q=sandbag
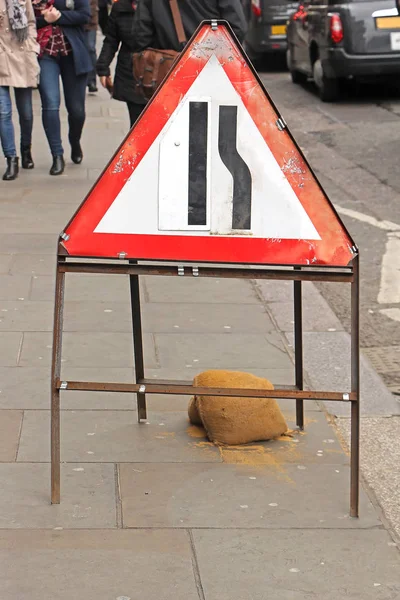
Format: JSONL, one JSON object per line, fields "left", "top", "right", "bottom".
{"left": 188, "top": 396, "right": 202, "bottom": 426}
{"left": 194, "top": 370, "right": 288, "bottom": 445}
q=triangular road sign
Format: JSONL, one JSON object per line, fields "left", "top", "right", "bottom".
{"left": 61, "top": 21, "right": 355, "bottom": 266}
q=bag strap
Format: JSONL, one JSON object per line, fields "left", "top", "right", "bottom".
{"left": 169, "top": 0, "right": 187, "bottom": 45}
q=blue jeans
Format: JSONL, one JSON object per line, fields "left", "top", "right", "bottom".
{"left": 38, "top": 54, "right": 88, "bottom": 157}
{"left": 0, "top": 86, "right": 33, "bottom": 158}
{"left": 85, "top": 30, "right": 97, "bottom": 87}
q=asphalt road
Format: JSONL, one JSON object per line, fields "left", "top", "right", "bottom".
{"left": 259, "top": 67, "right": 400, "bottom": 395}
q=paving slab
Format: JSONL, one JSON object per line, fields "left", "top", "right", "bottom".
{"left": 288, "top": 332, "right": 400, "bottom": 416}
{"left": 144, "top": 275, "right": 260, "bottom": 304}
{"left": 119, "top": 462, "right": 378, "bottom": 529}
{"left": 18, "top": 331, "right": 157, "bottom": 368}
{"left": 192, "top": 529, "right": 400, "bottom": 600}
{"left": 0, "top": 366, "right": 137, "bottom": 410}
{"left": 0, "top": 366, "right": 51, "bottom": 409}
{"left": 21, "top": 187, "right": 89, "bottom": 204}
{"left": 0, "top": 463, "right": 116, "bottom": 528}
{"left": 0, "top": 233, "right": 57, "bottom": 255}
{"left": 0, "top": 410, "right": 23, "bottom": 461}
{"left": 144, "top": 366, "right": 297, "bottom": 387}
{"left": 17, "top": 409, "right": 331, "bottom": 464}
{"left": 0, "top": 300, "right": 53, "bottom": 331}
{"left": 0, "top": 274, "right": 32, "bottom": 301}
{"left": 0, "top": 203, "right": 74, "bottom": 234}
{"left": 253, "top": 279, "right": 293, "bottom": 303}
{"left": 9, "top": 254, "right": 56, "bottom": 276}
{"left": 30, "top": 273, "right": 140, "bottom": 303}
{"left": 0, "top": 366, "right": 309, "bottom": 411}
{"left": 0, "top": 332, "right": 23, "bottom": 366}
{"left": 0, "top": 254, "right": 12, "bottom": 274}
{"left": 337, "top": 417, "right": 400, "bottom": 539}
{"left": 268, "top": 296, "right": 343, "bottom": 333}
{"left": 0, "top": 529, "right": 199, "bottom": 600}
{"left": 17, "top": 411, "right": 222, "bottom": 463}
{"left": 63, "top": 301, "right": 276, "bottom": 333}
{"left": 155, "top": 332, "right": 293, "bottom": 370}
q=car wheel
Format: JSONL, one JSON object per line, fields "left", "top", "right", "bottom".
{"left": 312, "top": 58, "right": 339, "bottom": 102}
{"left": 287, "top": 48, "right": 305, "bottom": 84}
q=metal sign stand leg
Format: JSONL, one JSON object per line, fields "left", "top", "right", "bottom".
{"left": 294, "top": 278, "right": 304, "bottom": 430}
{"left": 129, "top": 267, "right": 147, "bottom": 422}
{"left": 51, "top": 260, "right": 65, "bottom": 504}
{"left": 350, "top": 255, "right": 360, "bottom": 517}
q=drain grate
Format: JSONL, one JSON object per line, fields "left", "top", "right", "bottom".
{"left": 362, "top": 346, "right": 400, "bottom": 374}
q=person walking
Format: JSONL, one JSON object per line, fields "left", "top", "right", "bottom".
{"left": 85, "top": 0, "right": 98, "bottom": 93}
{"left": 96, "top": 0, "right": 146, "bottom": 127}
{"left": 129, "top": 0, "right": 247, "bottom": 120}
{"left": 35, "top": 0, "right": 92, "bottom": 176}
{"left": 0, "top": 0, "right": 40, "bottom": 181}
{"left": 132, "top": 0, "right": 247, "bottom": 50}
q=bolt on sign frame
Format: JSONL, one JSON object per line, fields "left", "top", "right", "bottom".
{"left": 49, "top": 20, "right": 360, "bottom": 516}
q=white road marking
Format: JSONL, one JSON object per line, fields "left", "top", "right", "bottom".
{"left": 377, "top": 232, "right": 400, "bottom": 304}
{"left": 335, "top": 205, "right": 400, "bottom": 232}
{"left": 335, "top": 205, "right": 400, "bottom": 322}
{"left": 379, "top": 308, "right": 400, "bottom": 323}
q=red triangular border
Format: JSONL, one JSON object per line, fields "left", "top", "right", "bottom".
{"left": 62, "top": 21, "right": 355, "bottom": 266}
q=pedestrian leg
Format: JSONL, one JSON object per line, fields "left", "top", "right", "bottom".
{"left": 86, "top": 30, "right": 98, "bottom": 92}
{"left": 14, "top": 87, "right": 34, "bottom": 169}
{"left": 38, "top": 55, "right": 65, "bottom": 174}
{"left": 0, "top": 86, "right": 18, "bottom": 180}
{"left": 126, "top": 101, "right": 144, "bottom": 128}
{"left": 60, "top": 55, "right": 88, "bottom": 164}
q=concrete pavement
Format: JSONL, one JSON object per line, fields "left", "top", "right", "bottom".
{"left": 0, "top": 64, "right": 400, "bottom": 598}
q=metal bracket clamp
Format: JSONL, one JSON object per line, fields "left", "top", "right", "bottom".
{"left": 276, "top": 117, "right": 287, "bottom": 131}
{"left": 60, "top": 232, "right": 70, "bottom": 242}
{"left": 192, "top": 267, "right": 199, "bottom": 277}
{"left": 118, "top": 251, "right": 127, "bottom": 259}
{"left": 211, "top": 19, "right": 218, "bottom": 30}
{"left": 178, "top": 266, "right": 185, "bottom": 276}
{"left": 60, "top": 381, "right": 68, "bottom": 390}
{"left": 138, "top": 385, "right": 146, "bottom": 393}
{"left": 342, "top": 393, "right": 350, "bottom": 401}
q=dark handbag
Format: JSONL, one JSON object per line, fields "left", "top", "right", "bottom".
{"left": 132, "top": 0, "right": 186, "bottom": 100}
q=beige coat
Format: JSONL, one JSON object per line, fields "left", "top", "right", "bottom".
{"left": 0, "top": 0, "right": 40, "bottom": 87}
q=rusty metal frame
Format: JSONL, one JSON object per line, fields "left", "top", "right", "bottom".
{"left": 50, "top": 250, "right": 360, "bottom": 517}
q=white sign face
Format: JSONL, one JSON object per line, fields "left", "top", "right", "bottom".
{"left": 95, "top": 55, "right": 320, "bottom": 241}
{"left": 391, "top": 31, "right": 400, "bottom": 51}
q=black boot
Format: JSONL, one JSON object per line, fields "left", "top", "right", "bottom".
{"left": 21, "top": 147, "right": 34, "bottom": 169}
{"left": 3, "top": 157, "right": 19, "bottom": 181}
{"left": 71, "top": 141, "right": 83, "bottom": 165}
{"left": 50, "top": 155, "right": 65, "bottom": 176}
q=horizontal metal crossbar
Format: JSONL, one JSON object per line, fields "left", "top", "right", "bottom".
{"left": 58, "top": 261, "right": 354, "bottom": 283}
{"left": 56, "top": 379, "right": 356, "bottom": 401}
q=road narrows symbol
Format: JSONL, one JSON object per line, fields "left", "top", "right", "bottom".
{"left": 218, "top": 105, "right": 252, "bottom": 230}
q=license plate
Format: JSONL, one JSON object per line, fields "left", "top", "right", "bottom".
{"left": 376, "top": 16, "right": 400, "bottom": 29}
{"left": 271, "top": 25, "right": 286, "bottom": 36}
{"left": 391, "top": 31, "right": 400, "bottom": 50}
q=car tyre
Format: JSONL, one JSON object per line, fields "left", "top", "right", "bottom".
{"left": 313, "top": 58, "right": 339, "bottom": 102}
{"left": 287, "top": 48, "right": 306, "bottom": 84}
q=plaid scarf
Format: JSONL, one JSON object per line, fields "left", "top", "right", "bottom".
{"left": 33, "top": 0, "right": 54, "bottom": 56}
{"left": 5, "top": 0, "right": 29, "bottom": 42}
